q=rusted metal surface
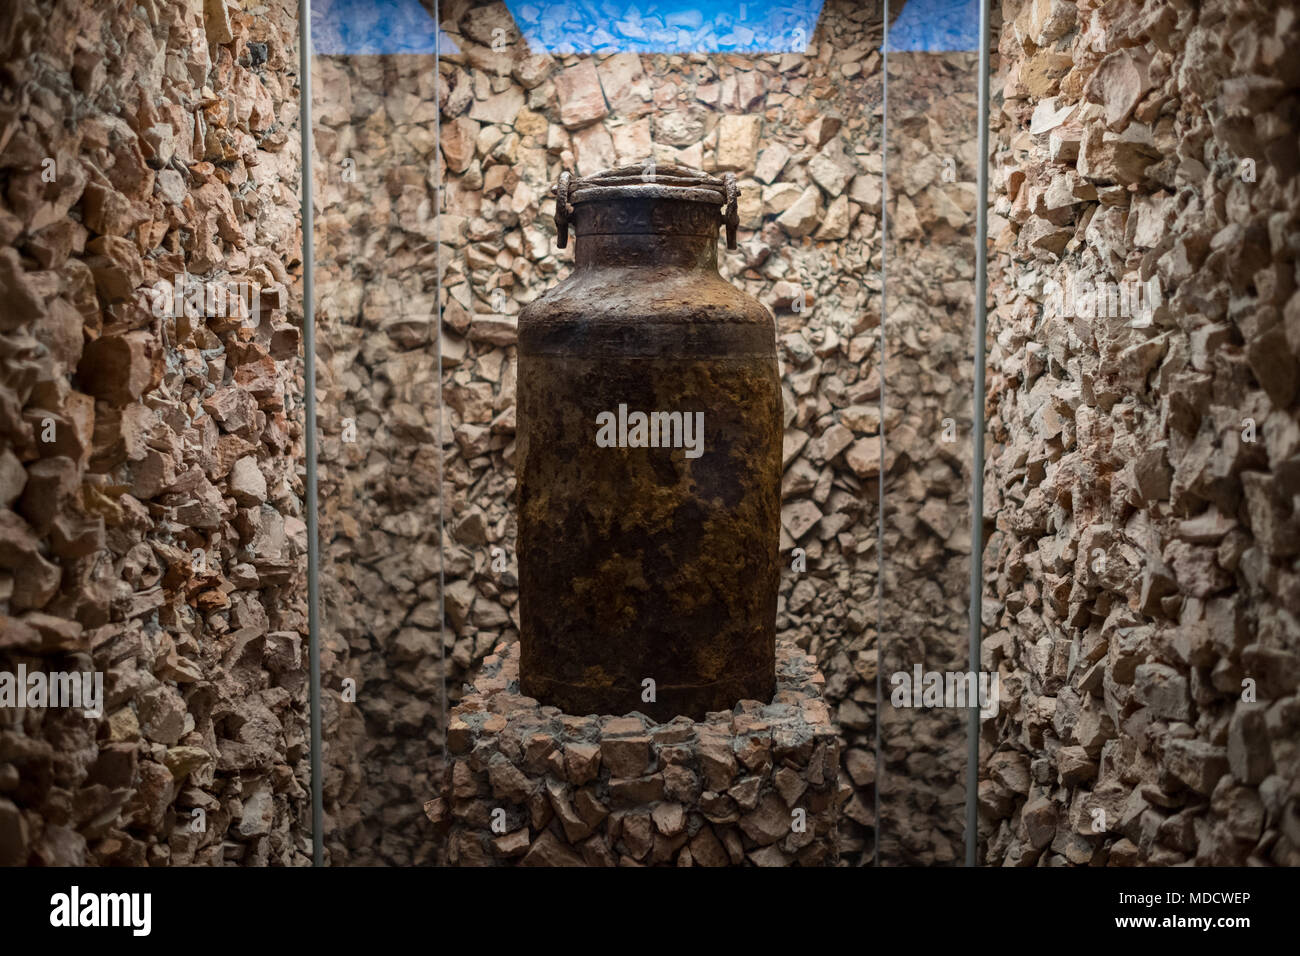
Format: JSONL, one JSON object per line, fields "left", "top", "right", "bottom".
{"left": 516, "top": 164, "right": 782, "bottom": 721}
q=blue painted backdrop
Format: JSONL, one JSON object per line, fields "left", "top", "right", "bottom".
{"left": 308, "top": 0, "right": 978, "bottom": 57}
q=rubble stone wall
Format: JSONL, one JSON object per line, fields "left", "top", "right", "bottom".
{"left": 980, "top": 0, "right": 1300, "bottom": 866}
{"left": 0, "top": 0, "right": 318, "bottom": 866}
{"left": 875, "top": 44, "right": 982, "bottom": 866}
{"left": 311, "top": 50, "right": 445, "bottom": 867}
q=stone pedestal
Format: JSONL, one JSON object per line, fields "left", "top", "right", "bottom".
{"left": 426, "top": 641, "right": 843, "bottom": 866}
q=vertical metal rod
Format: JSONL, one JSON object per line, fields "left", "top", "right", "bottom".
{"left": 435, "top": 0, "right": 448, "bottom": 782}
{"left": 874, "top": 0, "right": 889, "bottom": 871}
{"left": 298, "top": 0, "right": 324, "bottom": 868}
{"left": 966, "top": 0, "right": 992, "bottom": 869}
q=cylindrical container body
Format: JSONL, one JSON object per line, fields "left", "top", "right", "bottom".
{"left": 516, "top": 165, "right": 780, "bottom": 721}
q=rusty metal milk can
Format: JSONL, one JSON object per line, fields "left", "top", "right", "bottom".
{"left": 516, "top": 163, "right": 781, "bottom": 722}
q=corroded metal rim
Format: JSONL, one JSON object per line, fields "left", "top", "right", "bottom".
{"left": 570, "top": 163, "right": 729, "bottom": 198}
{"left": 554, "top": 163, "right": 739, "bottom": 250}
{"left": 573, "top": 184, "right": 727, "bottom": 203}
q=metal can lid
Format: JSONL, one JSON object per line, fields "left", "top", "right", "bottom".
{"left": 553, "top": 162, "right": 739, "bottom": 250}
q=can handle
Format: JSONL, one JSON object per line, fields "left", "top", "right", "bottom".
{"left": 554, "top": 170, "right": 573, "bottom": 249}
{"left": 722, "top": 172, "right": 739, "bottom": 251}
